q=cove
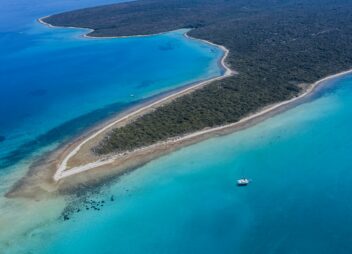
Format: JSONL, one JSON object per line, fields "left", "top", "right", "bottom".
{"left": 0, "top": 0, "right": 223, "bottom": 170}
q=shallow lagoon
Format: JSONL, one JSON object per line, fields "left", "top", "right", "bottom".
{"left": 32, "top": 74, "right": 352, "bottom": 254}
{"left": 0, "top": 0, "right": 223, "bottom": 251}
{"left": 4, "top": 74, "right": 352, "bottom": 254}
{"left": 1, "top": 0, "right": 352, "bottom": 253}
{"left": 0, "top": 0, "right": 223, "bottom": 169}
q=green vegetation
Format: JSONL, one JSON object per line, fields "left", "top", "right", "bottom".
{"left": 45, "top": 0, "right": 352, "bottom": 154}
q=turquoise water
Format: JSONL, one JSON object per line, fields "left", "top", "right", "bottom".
{"left": 0, "top": 0, "right": 223, "bottom": 170}
{"left": 0, "top": 0, "right": 223, "bottom": 252}
{"left": 1, "top": 0, "right": 352, "bottom": 253}
{"left": 28, "top": 74, "right": 352, "bottom": 254}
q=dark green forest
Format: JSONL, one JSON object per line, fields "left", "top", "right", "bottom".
{"left": 45, "top": 0, "right": 352, "bottom": 154}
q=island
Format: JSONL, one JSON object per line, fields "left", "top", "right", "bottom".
{"left": 8, "top": 0, "right": 352, "bottom": 198}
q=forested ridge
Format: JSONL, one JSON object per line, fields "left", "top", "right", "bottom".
{"left": 44, "top": 0, "right": 352, "bottom": 154}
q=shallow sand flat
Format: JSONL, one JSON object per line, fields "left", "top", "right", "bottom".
{"left": 8, "top": 69, "right": 349, "bottom": 199}
{"left": 5, "top": 23, "right": 231, "bottom": 198}
{"left": 8, "top": 16, "right": 352, "bottom": 199}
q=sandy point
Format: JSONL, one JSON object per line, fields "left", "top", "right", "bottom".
{"left": 7, "top": 16, "right": 352, "bottom": 199}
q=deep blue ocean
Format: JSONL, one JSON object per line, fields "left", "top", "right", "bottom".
{"left": 1, "top": 1, "right": 352, "bottom": 254}
{"left": 0, "top": 0, "right": 222, "bottom": 170}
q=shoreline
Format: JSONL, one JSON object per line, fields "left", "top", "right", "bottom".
{"left": 38, "top": 14, "right": 234, "bottom": 182}
{"left": 39, "top": 16, "right": 182, "bottom": 40}
{"left": 8, "top": 16, "right": 351, "bottom": 198}
{"left": 54, "top": 68, "right": 352, "bottom": 182}
{"left": 5, "top": 15, "right": 233, "bottom": 198}
{"left": 53, "top": 37, "right": 233, "bottom": 181}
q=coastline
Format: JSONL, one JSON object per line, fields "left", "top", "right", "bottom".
{"left": 39, "top": 16, "right": 178, "bottom": 39}
{"left": 49, "top": 22, "right": 234, "bottom": 181}
{"left": 43, "top": 13, "right": 236, "bottom": 182}
{"left": 6, "top": 15, "right": 233, "bottom": 198}
{"left": 53, "top": 68, "right": 352, "bottom": 181}
{"left": 8, "top": 16, "right": 352, "bottom": 198}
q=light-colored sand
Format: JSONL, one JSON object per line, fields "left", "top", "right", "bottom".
{"left": 38, "top": 16, "right": 237, "bottom": 182}
{"left": 7, "top": 16, "right": 351, "bottom": 199}
{"left": 55, "top": 68, "right": 352, "bottom": 181}
{"left": 38, "top": 15, "right": 352, "bottom": 182}
{"left": 54, "top": 39, "right": 234, "bottom": 181}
